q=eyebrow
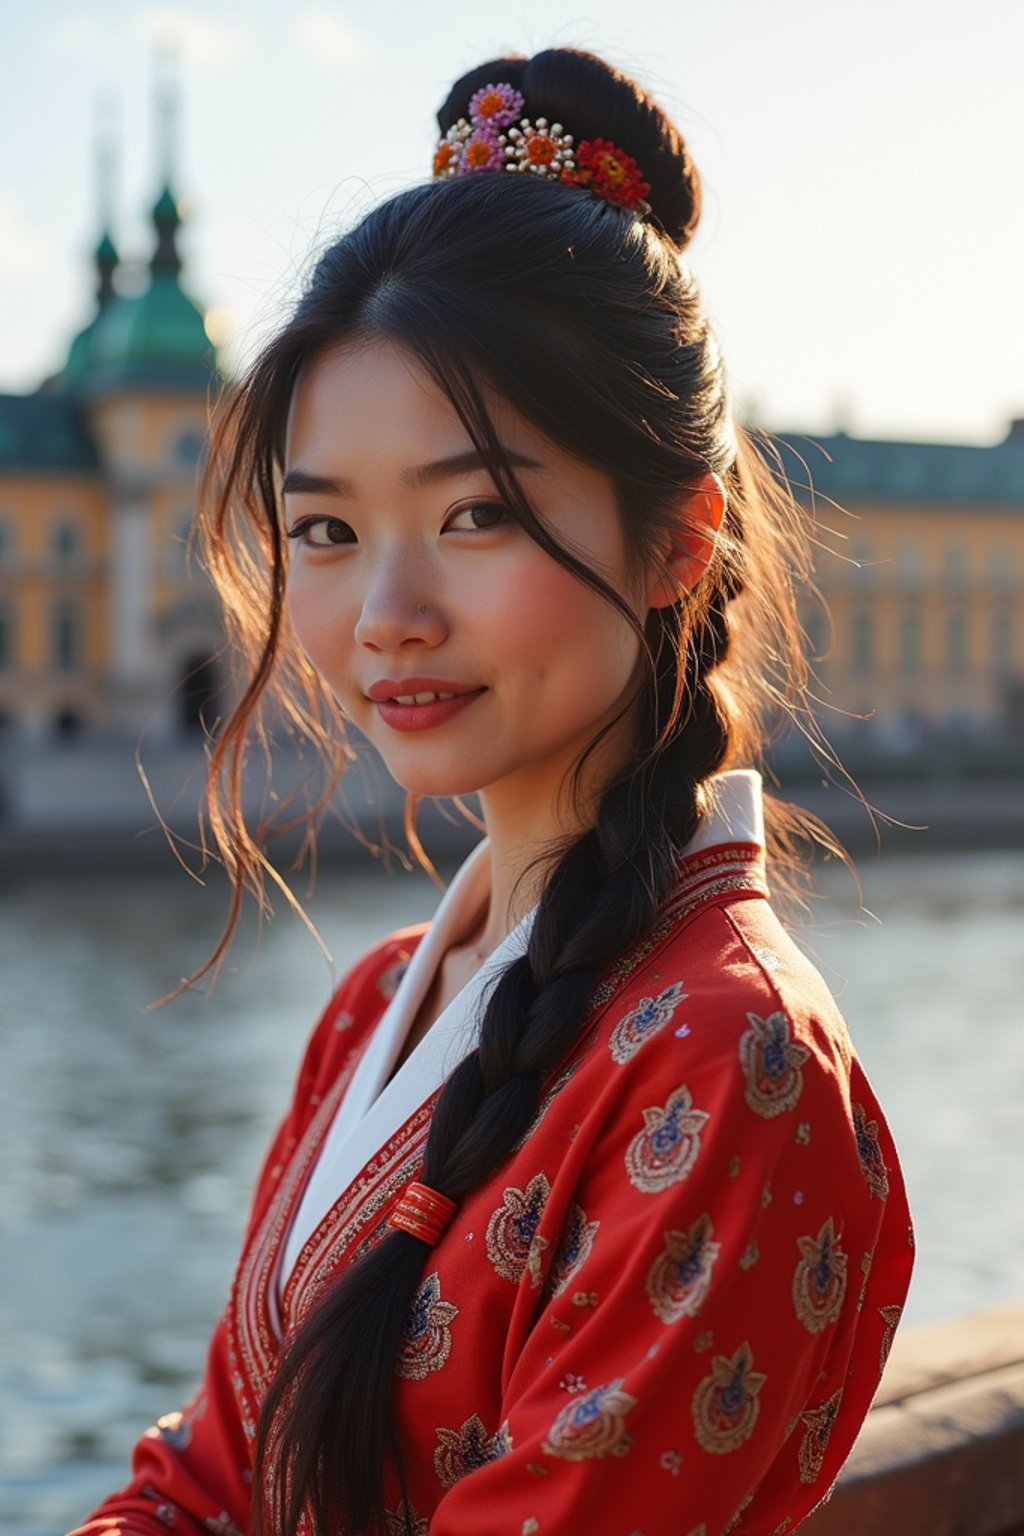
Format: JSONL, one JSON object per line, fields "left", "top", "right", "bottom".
{"left": 281, "top": 448, "right": 545, "bottom": 497}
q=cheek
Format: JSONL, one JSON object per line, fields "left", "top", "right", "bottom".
{"left": 488, "top": 553, "right": 640, "bottom": 687}
{"left": 286, "top": 570, "right": 351, "bottom": 672}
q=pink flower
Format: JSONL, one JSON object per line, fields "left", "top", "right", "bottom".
{"left": 469, "top": 82, "right": 525, "bottom": 130}
{"left": 462, "top": 129, "right": 504, "bottom": 173}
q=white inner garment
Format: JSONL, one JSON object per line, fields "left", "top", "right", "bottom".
{"left": 279, "top": 768, "right": 764, "bottom": 1288}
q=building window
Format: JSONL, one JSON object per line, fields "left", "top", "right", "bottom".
{"left": 992, "top": 612, "right": 1013, "bottom": 676}
{"left": 851, "top": 610, "right": 874, "bottom": 675}
{"left": 52, "top": 519, "right": 81, "bottom": 563}
{"left": 896, "top": 541, "right": 924, "bottom": 586}
{"left": 53, "top": 600, "right": 81, "bottom": 673}
{"left": 990, "top": 543, "right": 1014, "bottom": 590}
{"left": 944, "top": 542, "right": 968, "bottom": 587}
{"left": 0, "top": 601, "right": 13, "bottom": 671}
{"left": 946, "top": 612, "right": 968, "bottom": 675}
{"left": 899, "top": 610, "right": 921, "bottom": 675}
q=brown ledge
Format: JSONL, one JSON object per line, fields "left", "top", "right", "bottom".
{"left": 800, "top": 1299, "right": 1024, "bottom": 1535}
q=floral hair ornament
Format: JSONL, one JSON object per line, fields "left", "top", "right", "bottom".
{"left": 433, "top": 81, "right": 652, "bottom": 213}
{"left": 388, "top": 1180, "right": 459, "bottom": 1246}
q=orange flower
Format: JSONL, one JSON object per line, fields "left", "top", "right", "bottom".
{"left": 526, "top": 135, "right": 557, "bottom": 167}
{"left": 433, "top": 142, "right": 459, "bottom": 176}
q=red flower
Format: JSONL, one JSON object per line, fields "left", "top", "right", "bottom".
{"left": 570, "top": 138, "right": 651, "bottom": 210}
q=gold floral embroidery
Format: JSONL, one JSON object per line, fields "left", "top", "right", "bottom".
{"left": 394, "top": 1272, "right": 458, "bottom": 1381}
{"left": 792, "top": 1218, "right": 848, "bottom": 1334}
{"left": 384, "top": 1499, "right": 429, "bottom": 1535}
{"left": 625, "top": 1083, "right": 709, "bottom": 1193}
{"left": 879, "top": 1303, "right": 903, "bottom": 1371}
{"left": 608, "top": 982, "right": 688, "bottom": 1064}
{"left": 692, "top": 1341, "right": 766, "bottom": 1454}
{"left": 798, "top": 1388, "right": 843, "bottom": 1482}
{"left": 738, "top": 1011, "right": 810, "bottom": 1118}
{"left": 548, "top": 1203, "right": 599, "bottom": 1297}
{"left": 645, "top": 1214, "right": 721, "bottom": 1323}
{"left": 433, "top": 1414, "right": 511, "bottom": 1488}
{"left": 542, "top": 1379, "right": 636, "bottom": 1460}
{"left": 852, "top": 1103, "right": 890, "bottom": 1199}
{"left": 485, "top": 1175, "right": 551, "bottom": 1284}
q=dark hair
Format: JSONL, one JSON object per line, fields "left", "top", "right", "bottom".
{"left": 197, "top": 46, "right": 835, "bottom": 1536}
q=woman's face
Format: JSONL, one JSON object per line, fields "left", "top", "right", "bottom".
{"left": 283, "top": 339, "right": 656, "bottom": 830}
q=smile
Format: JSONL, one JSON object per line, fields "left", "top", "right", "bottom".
{"left": 370, "top": 685, "right": 487, "bottom": 733}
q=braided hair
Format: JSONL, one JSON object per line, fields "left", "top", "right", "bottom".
{"left": 197, "top": 46, "right": 824, "bottom": 1536}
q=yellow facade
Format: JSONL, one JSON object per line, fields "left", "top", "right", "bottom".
{"left": 0, "top": 475, "right": 109, "bottom": 726}
{"left": 807, "top": 499, "right": 1022, "bottom": 741}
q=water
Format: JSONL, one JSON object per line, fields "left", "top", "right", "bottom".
{"left": 1, "top": 847, "right": 1022, "bottom": 1532}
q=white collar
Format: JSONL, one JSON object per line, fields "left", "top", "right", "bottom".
{"left": 280, "top": 768, "right": 764, "bottom": 1286}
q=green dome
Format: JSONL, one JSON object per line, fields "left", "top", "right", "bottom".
{"left": 62, "top": 167, "right": 216, "bottom": 392}
{"left": 88, "top": 273, "right": 213, "bottom": 374}
{"left": 64, "top": 312, "right": 105, "bottom": 386}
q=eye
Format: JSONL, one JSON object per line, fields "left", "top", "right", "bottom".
{"left": 445, "top": 502, "right": 509, "bottom": 532}
{"left": 286, "top": 516, "right": 357, "bottom": 548}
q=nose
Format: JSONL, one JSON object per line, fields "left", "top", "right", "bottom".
{"left": 353, "top": 557, "right": 448, "bottom": 653}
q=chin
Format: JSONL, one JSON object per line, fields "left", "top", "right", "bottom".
{"left": 378, "top": 759, "right": 491, "bottom": 801}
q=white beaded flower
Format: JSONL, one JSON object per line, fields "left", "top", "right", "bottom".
{"left": 504, "top": 118, "right": 576, "bottom": 179}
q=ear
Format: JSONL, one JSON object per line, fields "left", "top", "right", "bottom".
{"left": 647, "top": 471, "right": 727, "bottom": 609}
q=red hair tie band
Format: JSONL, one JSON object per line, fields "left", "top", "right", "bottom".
{"left": 433, "top": 80, "right": 652, "bottom": 213}
{"left": 388, "top": 1181, "right": 459, "bottom": 1246}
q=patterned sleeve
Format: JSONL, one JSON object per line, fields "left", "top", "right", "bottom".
{"left": 428, "top": 925, "right": 914, "bottom": 1536}
{"left": 64, "top": 934, "right": 418, "bottom": 1536}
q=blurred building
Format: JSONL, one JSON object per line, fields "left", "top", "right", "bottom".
{"left": 0, "top": 109, "right": 221, "bottom": 745}
{"left": 774, "top": 427, "right": 1024, "bottom": 757}
{"left": 0, "top": 105, "right": 1021, "bottom": 764}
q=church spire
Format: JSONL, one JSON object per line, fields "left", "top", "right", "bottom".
{"left": 150, "top": 44, "right": 184, "bottom": 278}
{"left": 93, "top": 94, "right": 119, "bottom": 308}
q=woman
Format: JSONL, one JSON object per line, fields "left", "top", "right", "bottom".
{"left": 71, "top": 47, "right": 913, "bottom": 1536}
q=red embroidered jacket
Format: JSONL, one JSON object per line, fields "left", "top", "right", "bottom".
{"left": 69, "top": 843, "right": 913, "bottom": 1535}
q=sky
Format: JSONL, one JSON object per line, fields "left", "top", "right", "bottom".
{"left": 2, "top": 0, "right": 1022, "bottom": 444}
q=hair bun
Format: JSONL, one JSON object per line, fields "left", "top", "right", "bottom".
{"left": 437, "top": 47, "right": 701, "bottom": 250}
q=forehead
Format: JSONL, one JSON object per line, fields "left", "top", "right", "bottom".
{"left": 287, "top": 344, "right": 491, "bottom": 457}
{"left": 284, "top": 337, "right": 557, "bottom": 475}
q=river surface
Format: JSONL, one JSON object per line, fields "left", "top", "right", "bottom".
{"left": 1, "top": 846, "right": 1022, "bottom": 1533}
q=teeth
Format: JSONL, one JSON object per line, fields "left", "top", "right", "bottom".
{"left": 392, "top": 691, "right": 457, "bottom": 705}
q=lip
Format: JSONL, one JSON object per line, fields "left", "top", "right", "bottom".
{"left": 366, "top": 676, "right": 481, "bottom": 703}
{"left": 365, "top": 677, "right": 487, "bottom": 734}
